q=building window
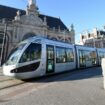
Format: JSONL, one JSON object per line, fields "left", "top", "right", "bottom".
{"left": 82, "top": 35, "right": 84, "bottom": 39}
{"left": 88, "top": 34, "right": 90, "bottom": 38}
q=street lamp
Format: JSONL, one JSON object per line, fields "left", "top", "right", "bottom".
{"left": 0, "top": 21, "right": 7, "bottom": 65}
{"left": 93, "top": 38, "right": 95, "bottom": 48}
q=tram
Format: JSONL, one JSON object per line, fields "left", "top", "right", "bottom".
{"left": 2, "top": 36, "right": 105, "bottom": 79}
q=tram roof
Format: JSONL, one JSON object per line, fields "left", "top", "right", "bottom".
{"left": 74, "top": 44, "right": 97, "bottom": 49}
{"left": 20, "top": 36, "right": 73, "bottom": 46}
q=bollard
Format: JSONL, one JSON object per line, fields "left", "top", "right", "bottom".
{"left": 101, "top": 58, "right": 105, "bottom": 89}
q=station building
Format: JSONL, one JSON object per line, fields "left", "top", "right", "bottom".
{"left": 0, "top": 0, "right": 75, "bottom": 64}
{"left": 79, "top": 28, "right": 105, "bottom": 48}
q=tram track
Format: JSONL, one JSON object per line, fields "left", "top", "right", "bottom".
{"left": 0, "top": 78, "right": 25, "bottom": 90}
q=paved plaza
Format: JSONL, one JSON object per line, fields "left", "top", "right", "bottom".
{"left": 0, "top": 67, "right": 105, "bottom": 105}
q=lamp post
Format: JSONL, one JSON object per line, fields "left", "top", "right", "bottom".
{"left": 93, "top": 38, "right": 95, "bottom": 48}
{"left": 0, "top": 21, "right": 7, "bottom": 65}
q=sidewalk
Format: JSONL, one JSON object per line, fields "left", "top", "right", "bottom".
{"left": 0, "top": 66, "right": 24, "bottom": 90}
{"left": 0, "top": 67, "right": 3, "bottom": 76}
{"left": 0, "top": 67, "right": 13, "bottom": 82}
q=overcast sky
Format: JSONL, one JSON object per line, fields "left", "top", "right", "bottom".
{"left": 0, "top": 0, "right": 105, "bottom": 42}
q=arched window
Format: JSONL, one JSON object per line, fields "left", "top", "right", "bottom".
{"left": 22, "top": 33, "right": 36, "bottom": 41}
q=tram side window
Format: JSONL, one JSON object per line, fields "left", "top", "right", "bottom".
{"left": 66, "top": 48, "right": 74, "bottom": 62}
{"left": 47, "top": 46, "right": 54, "bottom": 59}
{"left": 56, "top": 47, "right": 74, "bottom": 63}
{"left": 91, "top": 51, "right": 97, "bottom": 65}
{"left": 78, "top": 50, "right": 86, "bottom": 66}
{"left": 99, "top": 52, "right": 104, "bottom": 61}
{"left": 19, "top": 43, "right": 41, "bottom": 63}
{"left": 85, "top": 51, "right": 91, "bottom": 61}
{"left": 56, "top": 47, "right": 66, "bottom": 63}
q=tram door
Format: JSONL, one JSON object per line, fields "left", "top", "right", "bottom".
{"left": 79, "top": 50, "right": 86, "bottom": 68}
{"left": 46, "top": 45, "right": 55, "bottom": 74}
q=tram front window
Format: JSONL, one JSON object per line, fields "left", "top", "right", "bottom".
{"left": 19, "top": 43, "right": 41, "bottom": 63}
{"left": 5, "top": 43, "right": 26, "bottom": 65}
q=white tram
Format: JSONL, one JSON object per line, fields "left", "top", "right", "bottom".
{"left": 3, "top": 37, "right": 76, "bottom": 79}
{"left": 3, "top": 36, "right": 105, "bottom": 79}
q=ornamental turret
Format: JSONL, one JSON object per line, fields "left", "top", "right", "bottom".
{"left": 26, "top": 0, "right": 39, "bottom": 15}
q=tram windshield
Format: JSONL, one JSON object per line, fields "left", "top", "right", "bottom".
{"left": 19, "top": 43, "right": 41, "bottom": 63}
{"left": 5, "top": 43, "right": 26, "bottom": 65}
